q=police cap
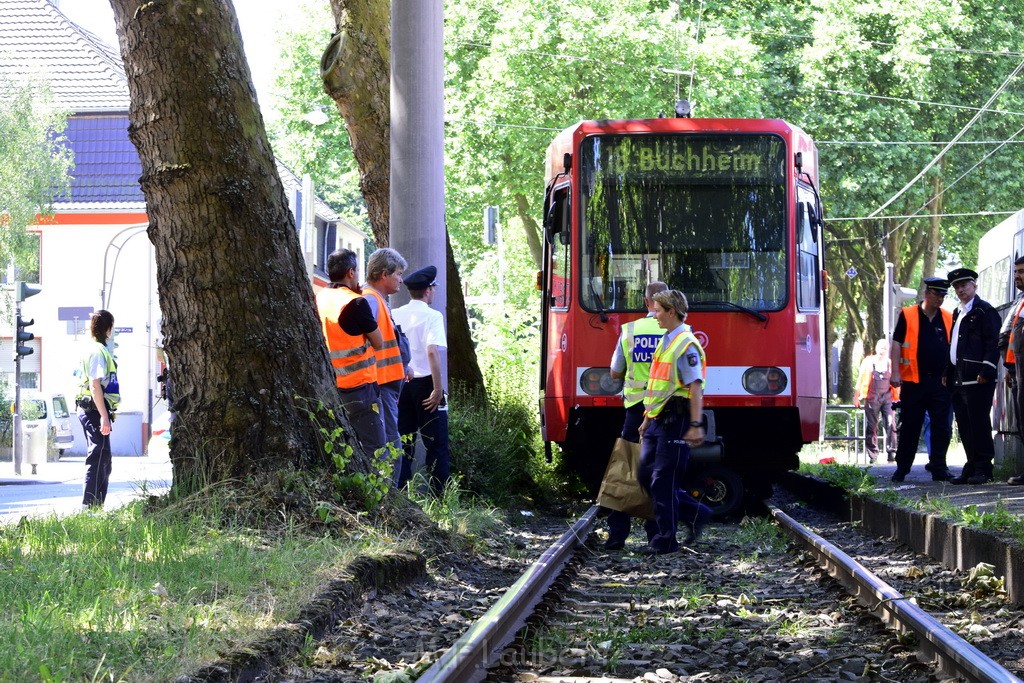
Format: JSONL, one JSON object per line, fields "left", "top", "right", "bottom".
{"left": 404, "top": 265, "right": 437, "bottom": 291}
{"left": 946, "top": 267, "right": 978, "bottom": 286}
{"left": 922, "top": 277, "right": 949, "bottom": 293}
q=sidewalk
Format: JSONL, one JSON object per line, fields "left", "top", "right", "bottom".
{"left": 0, "top": 451, "right": 172, "bottom": 524}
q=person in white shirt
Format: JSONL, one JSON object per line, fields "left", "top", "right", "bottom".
{"left": 392, "top": 265, "right": 449, "bottom": 493}
{"left": 946, "top": 267, "right": 1002, "bottom": 485}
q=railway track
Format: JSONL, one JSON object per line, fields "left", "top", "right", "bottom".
{"left": 415, "top": 504, "right": 1023, "bottom": 683}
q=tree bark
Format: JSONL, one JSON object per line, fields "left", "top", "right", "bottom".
{"left": 321, "top": 0, "right": 391, "bottom": 247}
{"left": 514, "top": 192, "right": 543, "bottom": 270}
{"left": 108, "top": 0, "right": 361, "bottom": 488}
{"left": 323, "top": 0, "right": 484, "bottom": 395}
{"left": 837, "top": 319, "right": 857, "bottom": 404}
{"left": 445, "top": 231, "right": 484, "bottom": 392}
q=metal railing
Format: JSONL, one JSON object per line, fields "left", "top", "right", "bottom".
{"left": 824, "top": 404, "right": 894, "bottom": 465}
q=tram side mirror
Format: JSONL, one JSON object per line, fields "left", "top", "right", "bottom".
{"left": 545, "top": 194, "right": 570, "bottom": 245}
{"left": 808, "top": 205, "right": 823, "bottom": 230}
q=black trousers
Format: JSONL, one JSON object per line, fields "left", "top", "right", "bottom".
{"left": 79, "top": 409, "right": 112, "bottom": 507}
{"left": 894, "top": 376, "right": 951, "bottom": 475}
{"left": 952, "top": 381, "right": 998, "bottom": 477}
{"left": 396, "top": 376, "right": 450, "bottom": 492}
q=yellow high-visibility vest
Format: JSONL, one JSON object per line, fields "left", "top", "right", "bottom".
{"left": 620, "top": 316, "right": 664, "bottom": 407}
{"left": 644, "top": 329, "right": 705, "bottom": 418}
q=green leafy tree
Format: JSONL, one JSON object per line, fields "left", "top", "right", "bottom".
{"left": 0, "top": 74, "right": 72, "bottom": 275}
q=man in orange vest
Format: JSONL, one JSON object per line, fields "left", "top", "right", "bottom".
{"left": 1003, "top": 256, "right": 1024, "bottom": 484}
{"left": 363, "top": 247, "right": 409, "bottom": 476}
{"left": 889, "top": 277, "right": 955, "bottom": 483}
{"left": 316, "top": 248, "right": 386, "bottom": 456}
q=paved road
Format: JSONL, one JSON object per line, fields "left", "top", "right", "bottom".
{"left": 0, "top": 450, "right": 172, "bottom": 524}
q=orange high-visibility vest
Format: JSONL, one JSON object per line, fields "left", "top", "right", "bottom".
{"left": 1006, "top": 298, "right": 1024, "bottom": 364}
{"left": 316, "top": 287, "right": 377, "bottom": 389}
{"left": 897, "top": 304, "right": 952, "bottom": 383}
{"left": 362, "top": 287, "right": 405, "bottom": 384}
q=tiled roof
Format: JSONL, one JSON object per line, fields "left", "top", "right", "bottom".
{"left": 58, "top": 115, "right": 144, "bottom": 205}
{"left": 0, "top": 0, "right": 129, "bottom": 112}
{"left": 277, "top": 161, "right": 342, "bottom": 222}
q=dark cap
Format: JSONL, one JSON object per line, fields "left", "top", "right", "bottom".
{"left": 922, "top": 276, "right": 949, "bottom": 292}
{"left": 404, "top": 265, "right": 437, "bottom": 290}
{"left": 947, "top": 267, "right": 978, "bottom": 286}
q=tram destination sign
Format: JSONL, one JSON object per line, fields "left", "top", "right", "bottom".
{"left": 589, "top": 134, "right": 785, "bottom": 183}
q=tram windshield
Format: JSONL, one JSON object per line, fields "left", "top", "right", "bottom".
{"left": 579, "top": 133, "right": 788, "bottom": 313}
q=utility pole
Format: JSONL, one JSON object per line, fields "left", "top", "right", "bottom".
{"left": 390, "top": 0, "right": 446, "bottom": 384}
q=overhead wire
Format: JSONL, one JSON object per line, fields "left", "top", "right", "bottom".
{"left": 880, "top": 121, "right": 1024, "bottom": 238}
{"left": 827, "top": 211, "right": 1016, "bottom": 223}
{"left": 447, "top": 9, "right": 1024, "bottom": 228}
{"left": 820, "top": 89, "right": 1024, "bottom": 117}
{"left": 864, "top": 57, "right": 1024, "bottom": 220}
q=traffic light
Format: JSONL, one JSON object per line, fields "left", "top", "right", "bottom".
{"left": 16, "top": 315, "right": 34, "bottom": 358}
{"left": 15, "top": 281, "right": 41, "bottom": 303}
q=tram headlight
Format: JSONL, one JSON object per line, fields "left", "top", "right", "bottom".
{"left": 742, "top": 367, "right": 788, "bottom": 395}
{"left": 580, "top": 368, "right": 624, "bottom": 396}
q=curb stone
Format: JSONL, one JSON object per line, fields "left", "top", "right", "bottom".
{"left": 779, "top": 471, "right": 1024, "bottom": 605}
{"left": 173, "top": 551, "right": 428, "bottom": 683}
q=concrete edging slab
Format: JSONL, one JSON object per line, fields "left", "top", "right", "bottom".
{"left": 781, "top": 471, "right": 1024, "bottom": 604}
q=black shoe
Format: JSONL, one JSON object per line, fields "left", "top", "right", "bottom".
{"left": 887, "top": 454, "right": 897, "bottom": 463}
{"left": 967, "top": 474, "right": 992, "bottom": 485}
{"left": 603, "top": 538, "right": 625, "bottom": 551}
{"left": 924, "top": 463, "right": 933, "bottom": 473}
{"left": 868, "top": 455, "right": 877, "bottom": 464}
{"left": 950, "top": 475, "right": 971, "bottom": 485}
{"left": 891, "top": 471, "right": 908, "bottom": 483}
{"left": 637, "top": 544, "right": 677, "bottom": 555}
{"left": 1008, "top": 476, "right": 1024, "bottom": 486}
{"left": 932, "top": 472, "right": 955, "bottom": 482}
{"left": 684, "top": 520, "right": 707, "bottom": 546}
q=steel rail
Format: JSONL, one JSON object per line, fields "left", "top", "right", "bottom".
{"left": 772, "top": 506, "right": 1022, "bottom": 683}
{"left": 416, "top": 506, "right": 598, "bottom": 683}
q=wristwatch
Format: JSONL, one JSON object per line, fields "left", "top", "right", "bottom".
{"left": 689, "top": 421, "right": 703, "bottom": 428}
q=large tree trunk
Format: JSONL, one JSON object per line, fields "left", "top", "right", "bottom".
{"left": 108, "top": 0, "right": 360, "bottom": 488}
{"left": 837, "top": 319, "right": 857, "bottom": 404}
{"left": 514, "top": 192, "right": 543, "bottom": 269}
{"left": 320, "top": 0, "right": 391, "bottom": 247}
{"left": 323, "top": 0, "right": 484, "bottom": 395}
{"left": 445, "top": 232, "right": 484, "bottom": 391}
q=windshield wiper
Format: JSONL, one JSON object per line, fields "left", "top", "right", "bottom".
{"left": 694, "top": 300, "right": 768, "bottom": 322}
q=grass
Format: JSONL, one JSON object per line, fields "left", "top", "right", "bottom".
{"left": 404, "top": 473, "right": 507, "bottom": 548}
{"left": 0, "top": 494, "right": 406, "bottom": 682}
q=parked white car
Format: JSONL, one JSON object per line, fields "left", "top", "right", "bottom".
{"left": 20, "top": 393, "right": 74, "bottom": 456}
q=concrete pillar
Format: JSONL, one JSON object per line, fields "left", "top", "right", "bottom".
{"left": 390, "top": 0, "right": 447, "bottom": 383}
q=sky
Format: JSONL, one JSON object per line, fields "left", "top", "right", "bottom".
{"left": 55, "top": 0, "right": 284, "bottom": 115}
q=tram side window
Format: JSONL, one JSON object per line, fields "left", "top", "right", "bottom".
{"left": 796, "top": 194, "right": 820, "bottom": 310}
{"left": 548, "top": 188, "right": 571, "bottom": 309}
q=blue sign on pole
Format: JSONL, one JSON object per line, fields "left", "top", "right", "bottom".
{"left": 58, "top": 306, "right": 94, "bottom": 321}
{"left": 115, "top": 327, "right": 133, "bottom": 334}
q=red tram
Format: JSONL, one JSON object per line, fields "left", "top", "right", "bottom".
{"left": 539, "top": 112, "right": 827, "bottom": 514}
